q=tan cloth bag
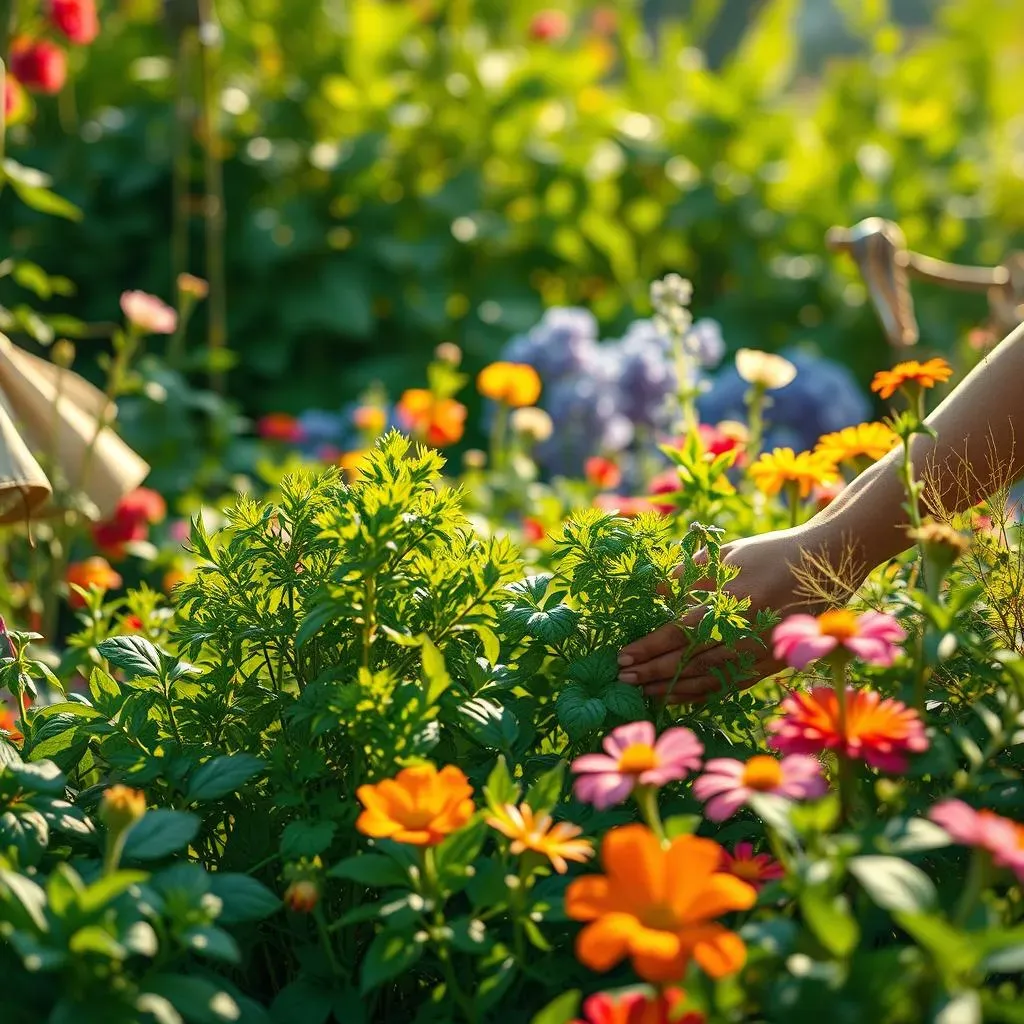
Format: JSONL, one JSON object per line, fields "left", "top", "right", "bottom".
{"left": 0, "top": 333, "right": 150, "bottom": 523}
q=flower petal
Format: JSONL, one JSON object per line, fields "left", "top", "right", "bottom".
{"left": 692, "top": 925, "right": 747, "bottom": 978}
{"left": 576, "top": 913, "right": 637, "bottom": 972}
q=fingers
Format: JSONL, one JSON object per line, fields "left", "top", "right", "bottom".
{"left": 643, "top": 677, "right": 721, "bottom": 704}
{"left": 617, "top": 620, "right": 688, "bottom": 671}
{"left": 629, "top": 642, "right": 733, "bottom": 688}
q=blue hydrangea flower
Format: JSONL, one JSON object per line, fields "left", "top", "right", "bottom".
{"left": 500, "top": 307, "right": 599, "bottom": 382}
{"left": 296, "top": 409, "right": 344, "bottom": 455}
{"left": 698, "top": 348, "right": 870, "bottom": 452}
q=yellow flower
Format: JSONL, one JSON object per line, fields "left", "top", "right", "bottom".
{"left": 510, "top": 406, "right": 554, "bottom": 443}
{"left": 487, "top": 803, "right": 594, "bottom": 874}
{"left": 815, "top": 422, "right": 899, "bottom": 464}
{"left": 337, "top": 450, "right": 371, "bottom": 482}
{"left": 735, "top": 349, "right": 797, "bottom": 391}
{"left": 99, "top": 785, "right": 146, "bottom": 832}
{"left": 749, "top": 448, "right": 838, "bottom": 498}
{"left": 477, "top": 362, "right": 543, "bottom": 407}
{"left": 356, "top": 764, "right": 474, "bottom": 846}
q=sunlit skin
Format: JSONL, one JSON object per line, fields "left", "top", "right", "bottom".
{"left": 618, "top": 323, "right": 1024, "bottom": 701}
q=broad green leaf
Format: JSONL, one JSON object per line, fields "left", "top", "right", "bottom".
{"left": 849, "top": 855, "right": 937, "bottom": 914}
{"left": 556, "top": 685, "right": 606, "bottom": 740}
{"left": 270, "top": 982, "right": 333, "bottom": 1024}
{"left": 456, "top": 697, "right": 519, "bottom": 751}
{"left": 6, "top": 759, "right": 66, "bottom": 795}
{"left": 79, "top": 871, "right": 149, "bottom": 915}
{"left": 96, "top": 636, "right": 164, "bottom": 681}
{"left": 186, "top": 754, "right": 264, "bottom": 802}
{"left": 435, "top": 818, "right": 488, "bottom": 880}
{"left": 484, "top": 756, "right": 520, "bottom": 813}
{"left": 531, "top": 989, "right": 581, "bottom": 1024}
{"left": 421, "top": 637, "right": 452, "bottom": 703}
{"left": 601, "top": 683, "right": 647, "bottom": 720}
{"left": 524, "top": 763, "right": 565, "bottom": 816}
{"left": 122, "top": 811, "right": 200, "bottom": 860}
{"left": 799, "top": 887, "right": 859, "bottom": 957}
{"left": 360, "top": 930, "right": 423, "bottom": 994}
{"left": 328, "top": 854, "right": 409, "bottom": 889}
{"left": 145, "top": 975, "right": 241, "bottom": 1024}
{"left": 281, "top": 820, "right": 336, "bottom": 859}
{"left": 181, "top": 925, "right": 241, "bottom": 964}
{"left": 208, "top": 874, "right": 281, "bottom": 924}
{"left": 567, "top": 649, "right": 619, "bottom": 691}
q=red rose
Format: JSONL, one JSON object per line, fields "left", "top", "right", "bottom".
{"left": 10, "top": 39, "right": 67, "bottom": 94}
{"left": 48, "top": 0, "right": 99, "bottom": 45}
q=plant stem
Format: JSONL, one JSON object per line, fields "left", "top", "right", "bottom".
{"left": 489, "top": 401, "right": 510, "bottom": 472}
{"left": 953, "top": 848, "right": 989, "bottom": 927}
{"left": 786, "top": 481, "right": 800, "bottom": 529}
{"left": 829, "top": 656, "right": 855, "bottom": 823}
{"left": 635, "top": 784, "right": 667, "bottom": 846}
{"left": 196, "top": 0, "right": 228, "bottom": 392}
{"left": 745, "top": 384, "right": 766, "bottom": 464}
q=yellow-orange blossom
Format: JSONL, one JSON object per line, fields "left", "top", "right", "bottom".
{"left": 566, "top": 825, "right": 756, "bottom": 983}
{"left": 356, "top": 764, "right": 474, "bottom": 846}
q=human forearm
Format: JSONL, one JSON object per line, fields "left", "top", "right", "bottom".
{"left": 811, "top": 321, "right": 1024, "bottom": 570}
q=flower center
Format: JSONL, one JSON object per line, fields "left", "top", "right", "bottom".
{"left": 617, "top": 743, "right": 659, "bottom": 774}
{"left": 640, "top": 902, "right": 681, "bottom": 931}
{"left": 742, "top": 755, "right": 785, "bottom": 792}
{"left": 817, "top": 609, "right": 860, "bottom": 642}
{"left": 399, "top": 807, "right": 440, "bottom": 829}
{"left": 726, "top": 859, "right": 764, "bottom": 882}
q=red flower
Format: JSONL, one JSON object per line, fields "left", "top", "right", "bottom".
{"left": 523, "top": 517, "right": 546, "bottom": 544}
{"left": 4, "top": 76, "right": 26, "bottom": 122}
{"left": 585, "top": 456, "right": 622, "bottom": 491}
{"left": 697, "top": 422, "right": 748, "bottom": 466}
{"left": 66, "top": 557, "right": 122, "bottom": 608}
{"left": 10, "top": 38, "right": 67, "bottom": 94}
{"left": 529, "top": 9, "right": 570, "bottom": 42}
{"left": 48, "top": 0, "right": 99, "bottom": 45}
{"left": 123, "top": 615, "right": 144, "bottom": 632}
{"left": 258, "top": 413, "right": 305, "bottom": 443}
{"left": 719, "top": 842, "right": 784, "bottom": 891}
{"left": 92, "top": 487, "right": 167, "bottom": 558}
{"left": 648, "top": 470, "right": 680, "bottom": 514}
{"left": 572, "top": 988, "right": 701, "bottom": 1024}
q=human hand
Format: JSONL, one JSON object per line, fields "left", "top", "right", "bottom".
{"left": 616, "top": 526, "right": 843, "bottom": 702}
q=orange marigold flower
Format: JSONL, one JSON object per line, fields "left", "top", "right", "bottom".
{"left": 396, "top": 389, "right": 467, "bottom": 447}
{"left": 749, "top": 448, "right": 837, "bottom": 498}
{"left": 356, "top": 764, "right": 474, "bottom": 846}
{"left": 477, "top": 362, "right": 543, "bottom": 407}
{"left": 815, "top": 422, "right": 899, "bottom": 464}
{"left": 870, "top": 358, "right": 953, "bottom": 401}
{"left": 66, "top": 557, "right": 123, "bottom": 608}
{"left": 566, "top": 825, "right": 755, "bottom": 983}
{"left": 487, "top": 803, "right": 594, "bottom": 874}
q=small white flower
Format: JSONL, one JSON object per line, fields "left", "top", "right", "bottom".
{"left": 735, "top": 348, "right": 797, "bottom": 390}
{"left": 510, "top": 406, "right": 554, "bottom": 443}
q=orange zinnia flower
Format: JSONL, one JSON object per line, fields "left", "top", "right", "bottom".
{"left": 815, "top": 422, "right": 899, "bottom": 464}
{"left": 66, "top": 557, "right": 123, "bottom": 608}
{"left": 487, "top": 803, "right": 594, "bottom": 874}
{"left": 396, "top": 389, "right": 467, "bottom": 447}
{"left": 767, "top": 686, "right": 928, "bottom": 773}
{"left": 566, "top": 825, "right": 756, "bottom": 983}
{"left": 477, "top": 362, "right": 543, "bottom": 407}
{"left": 748, "top": 448, "right": 837, "bottom": 498}
{"left": 356, "top": 764, "right": 474, "bottom": 846}
{"left": 0, "top": 708, "right": 23, "bottom": 743}
{"left": 870, "top": 358, "right": 953, "bottom": 401}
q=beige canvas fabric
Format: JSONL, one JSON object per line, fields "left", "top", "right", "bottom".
{"left": 0, "top": 333, "right": 150, "bottom": 523}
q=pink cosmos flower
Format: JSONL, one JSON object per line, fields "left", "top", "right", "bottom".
{"left": 719, "top": 842, "right": 785, "bottom": 890}
{"left": 571, "top": 721, "right": 703, "bottom": 810}
{"left": 772, "top": 609, "right": 906, "bottom": 670}
{"left": 767, "top": 687, "right": 928, "bottom": 773}
{"left": 120, "top": 290, "right": 178, "bottom": 335}
{"left": 928, "top": 799, "right": 1024, "bottom": 881}
{"left": 692, "top": 754, "right": 827, "bottom": 822}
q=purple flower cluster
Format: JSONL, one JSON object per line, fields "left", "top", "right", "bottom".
{"left": 501, "top": 308, "right": 870, "bottom": 475}
{"left": 499, "top": 307, "right": 725, "bottom": 475}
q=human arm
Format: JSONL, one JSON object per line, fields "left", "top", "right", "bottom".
{"left": 617, "top": 319, "right": 1024, "bottom": 701}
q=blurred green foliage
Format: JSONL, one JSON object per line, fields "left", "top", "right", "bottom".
{"left": 4, "top": 0, "right": 1024, "bottom": 413}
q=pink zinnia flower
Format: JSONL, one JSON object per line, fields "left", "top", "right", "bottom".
{"left": 772, "top": 609, "right": 906, "bottom": 670}
{"left": 48, "top": 0, "right": 99, "bottom": 45}
{"left": 928, "top": 799, "right": 1024, "bottom": 881}
{"left": 120, "top": 290, "right": 178, "bottom": 335}
{"left": 767, "top": 687, "right": 928, "bottom": 772}
{"left": 571, "top": 721, "right": 703, "bottom": 810}
{"left": 693, "top": 754, "right": 827, "bottom": 822}
{"left": 719, "top": 842, "right": 785, "bottom": 890}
